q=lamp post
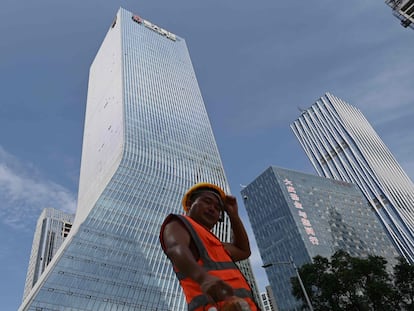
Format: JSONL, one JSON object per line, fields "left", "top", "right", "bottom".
{"left": 262, "top": 256, "right": 314, "bottom": 311}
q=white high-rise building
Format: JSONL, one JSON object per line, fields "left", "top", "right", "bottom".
{"left": 22, "top": 208, "right": 74, "bottom": 301}
{"left": 291, "top": 92, "right": 414, "bottom": 263}
{"left": 20, "top": 7, "right": 259, "bottom": 310}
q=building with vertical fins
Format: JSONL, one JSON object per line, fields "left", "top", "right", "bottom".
{"left": 22, "top": 208, "right": 74, "bottom": 301}
{"left": 19, "top": 7, "right": 259, "bottom": 311}
{"left": 242, "top": 166, "right": 399, "bottom": 311}
{"left": 291, "top": 92, "right": 414, "bottom": 263}
{"left": 385, "top": 0, "right": 414, "bottom": 30}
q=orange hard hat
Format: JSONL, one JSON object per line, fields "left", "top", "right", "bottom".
{"left": 182, "top": 182, "right": 226, "bottom": 212}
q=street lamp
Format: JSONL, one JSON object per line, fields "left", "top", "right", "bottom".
{"left": 262, "top": 256, "right": 314, "bottom": 311}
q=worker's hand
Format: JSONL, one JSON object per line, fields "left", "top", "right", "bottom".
{"left": 224, "top": 195, "right": 239, "bottom": 218}
{"left": 199, "top": 274, "right": 234, "bottom": 303}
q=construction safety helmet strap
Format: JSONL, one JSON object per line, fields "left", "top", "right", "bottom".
{"left": 182, "top": 182, "right": 226, "bottom": 212}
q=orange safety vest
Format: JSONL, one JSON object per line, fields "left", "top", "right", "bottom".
{"left": 160, "top": 214, "right": 259, "bottom": 311}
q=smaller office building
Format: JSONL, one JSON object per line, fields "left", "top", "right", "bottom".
{"left": 242, "top": 166, "right": 398, "bottom": 311}
{"left": 22, "top": 208, "right": 74, "bottom": 301}
{"left": 260, "top": 286, "right": 277, "bottom": 311}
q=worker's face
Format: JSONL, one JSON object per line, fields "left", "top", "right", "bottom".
{"left": 188, "top": 192, "right": 222, "bottom": 229}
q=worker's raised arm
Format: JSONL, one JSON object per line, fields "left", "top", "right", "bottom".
{"left": 222, "top": 196, "right": 251, "bottom": 261}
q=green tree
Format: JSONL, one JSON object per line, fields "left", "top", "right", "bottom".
{"left": 394, "top": 257, "right": 414, "bottom": 310}
{"left": 291, "top": 250, "right": 397, "bottom": 310}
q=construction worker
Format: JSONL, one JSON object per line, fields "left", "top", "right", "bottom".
{"left": 160, "top": 183, "right": 260, "bottom": 311}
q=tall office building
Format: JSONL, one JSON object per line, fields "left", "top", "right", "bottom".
{"left": 20, "top": 7, "right": 258, "bottom": 310}
{"left": 22, "top": 208, "right": 74, "bottom": 301}
{"left": 385, "top": 0, "right": 414, "bottom": 30}
{"left": 242, "top": 166, "right": 399, "bottom": 311}
{"left": 291, "top": 92, "right": 414, "bottom": 263}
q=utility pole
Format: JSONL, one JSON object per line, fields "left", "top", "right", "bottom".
{"left": 262, "top": 256, "right": 314, "bottom": 311}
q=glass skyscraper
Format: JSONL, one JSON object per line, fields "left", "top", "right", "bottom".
{"left": 241, "top": 166, "right": 399, "bottom": 311}
{"left": 19, "top": 7, "right": 258, "bottom": 310}
{"left": 22, "top": 208, "right": 74, "bottom": 301}
{"left": 291, "top": 93, "right": 414, "bottom": 263}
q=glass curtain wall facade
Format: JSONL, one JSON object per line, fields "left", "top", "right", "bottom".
{"left": 291, "top": 92, "right": 414, "bottom": 263}
{"left": 19, "top": 7, "right": 258, "bottom": 311}
{"left": 241, "top": 166, "right": 398, "bottom": 311}
{"left": 22, "top": 208, "right": 74, "bottom": 301}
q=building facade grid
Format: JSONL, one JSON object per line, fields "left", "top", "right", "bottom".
{"left": 242, "top": 166, "right": 398, "bottom": 311}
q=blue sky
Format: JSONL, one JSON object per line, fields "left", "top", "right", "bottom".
{"left": 1, "top": 1, "right": 414, "bottom": 310}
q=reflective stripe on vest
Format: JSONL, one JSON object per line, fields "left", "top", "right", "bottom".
{"left": 174, "top": 215, "right": 255, "bottom": 311}
{"left": 175, "top": 261, "right": 237, "bottom": 281}
{"left": 188, "top": 288, "right": 253, "bottom": 311}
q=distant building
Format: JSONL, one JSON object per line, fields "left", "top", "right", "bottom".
{"left": 260, "top": 286, "right": 277, "bottom": 311}
{"left": 242, "top": 166, "right": 399, "bottom": 311}
{"left": 22, "top": 208, "right": 74, "bottom": 300}
{"left": 236, "top": 260, "right": 262, "bottom": 308}
{"left": 291, "top": 92, "right": 414, "bottom": 262}
{"left": 385, "top": 0, "right": 414, "bottom": 30}
{"left": 265, "top": 286, "right": 278, "bottom": 311}
{"left": 19, "top": 7, "right": 259, "bottom": 310}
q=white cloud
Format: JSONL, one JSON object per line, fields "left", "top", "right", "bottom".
{"left": 0, "top": 146, "right": 77, "bottom": 231}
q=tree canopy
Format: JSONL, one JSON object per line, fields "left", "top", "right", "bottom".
{"left": 291, "top": 250, "right": 414, "bottom": 311}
